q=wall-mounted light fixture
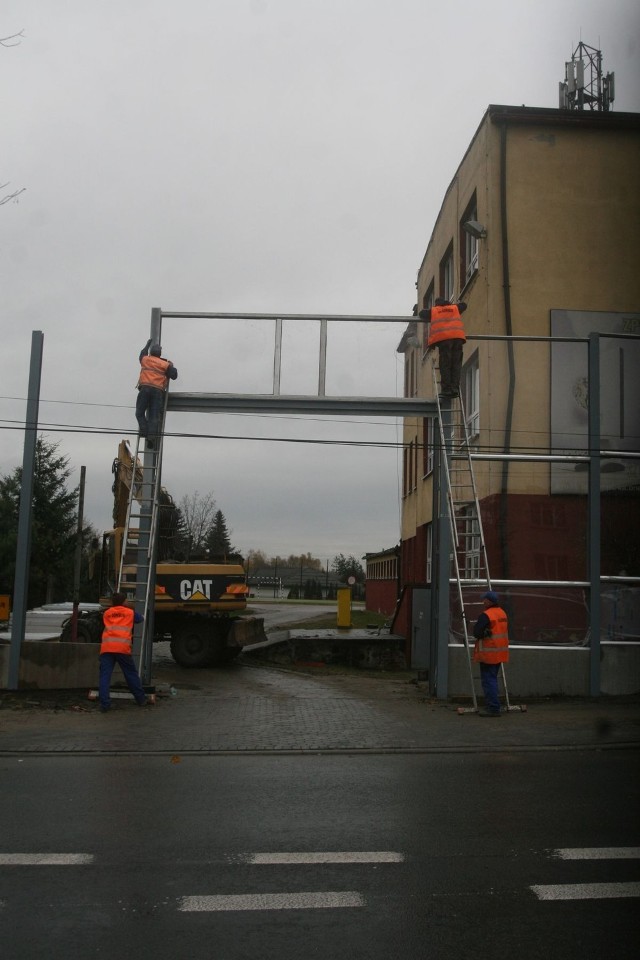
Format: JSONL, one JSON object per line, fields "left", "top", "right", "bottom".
{"left": 463, "top": 220, "right": 487, "bottom": 240}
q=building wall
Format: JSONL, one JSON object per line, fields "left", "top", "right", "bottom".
{"left": 398, "top": 106, "right": 640, "bottom": 658}
{"left": 402, "top": 107, "right": 640, "bottom": 529}
{"left": 365, "top": 580, "right": 398, "bottom": 617}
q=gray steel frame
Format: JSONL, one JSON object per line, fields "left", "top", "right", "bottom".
{"left": 8, "top": 317, "right": 636, "bottom": 694}
{"left": 140, "top": 310, "right": 638, "bottom": 696}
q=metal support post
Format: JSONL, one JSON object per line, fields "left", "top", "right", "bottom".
{"left": 588, "top": 333, "right": 601, "bottom": 696}
{"left": 8, "top": 331, "right": 44, "bottom": 690}
{"left": 69, "top": 466, "right": 86, "bottom": 642}
{"left": 150, "top": 306, "right": 162, "bottom": 346}
{"left": 432, "top": 420, "right": 452, "bottom": 699}
{"left": 318, "top": 319, "right": 327, "bottom": 397}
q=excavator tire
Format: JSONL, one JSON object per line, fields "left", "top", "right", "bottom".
{"left": 60, "top": 617, "right": 100, "bottom": 644}
{"left": 170, "top": 622, "right": 221, "bottom": 668}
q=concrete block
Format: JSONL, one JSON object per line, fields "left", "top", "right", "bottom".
{"left": 0, "top": 640, "right": 99, "bottom": 690}
{"left": 447, "top": 643, "right": 640, "bottom": 698}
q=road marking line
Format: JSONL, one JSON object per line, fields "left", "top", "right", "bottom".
{"left": 179, "top": 891, "right": 364, "bottom": 912}
{"left": 248, "top": 852, "right": 404, "bottom": 865}
{"left": 0, "top": 854, "right": 94, "bottom": 866}
{"left": 531, "top": 883, "right": 640, "bottom": 901}
{"left": 552, "top": 847, "right": 640, "bottom": 860}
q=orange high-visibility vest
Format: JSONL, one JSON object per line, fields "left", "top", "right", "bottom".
{"left": 138, "top": 355, "right": 171, "bottom": 391}
{"left": 427, "top": 305, "right": 466, "bottom": 347}
{"left": 474, "top": 606, "right": 510, "bottom": 664}
{"left": 101, "top": 606, "right": 135, "bottom": 655}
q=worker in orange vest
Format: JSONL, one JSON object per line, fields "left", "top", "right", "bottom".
{"left": 419, "top": 298, "right": 467, "bottom": 397}
{"left": 135, "top": 339, "right": 178, "bottom": 448}
{"left": 99, "top": 592, "right": 149, "bottom": 712}
{"left": 473, "top": 590, "right": 509, "bottom": 717}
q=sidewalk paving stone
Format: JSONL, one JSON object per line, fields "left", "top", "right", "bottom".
{"left": 1, "top": 658, "right": 638, "bottom": 755}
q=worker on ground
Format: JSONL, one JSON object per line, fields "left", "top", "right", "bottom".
{"left": 472, "top": 590, "right": 509, "bottom": 717}
{"left": 99, "top": 592, "right": 150, "bottom": 713}
{"left": 136, "top": 339, "right": 178, "bottom": 448}
{"left": 419, "top": 298, "right": 467, "bottom": 397}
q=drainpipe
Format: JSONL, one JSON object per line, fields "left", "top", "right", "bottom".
{"left": 499, "top": 123, "right": 516, "bottom": 580}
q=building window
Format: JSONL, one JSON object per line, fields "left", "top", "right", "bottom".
{"left": 426, "top": 522, "right": 433, "bottom": 583}
{"left": 422, "top": 416, "right": 434, "bottom": 476}
{"left": 460, "top": 506, "right": 481, "bottom": 579}
{"left": 404, "top": 349, "right": 417, "bottom": 398}
{"left": 462, "top": 352, "right": 480, "bottom": 438}
{"left": 410, "top": 439, "right": 417, "bottom": 491}
{"left": 403, "top": 445, "right": 409, "bottom": 497}
{"left": 403, "top": 438, "right": 418, "bottom": 496}
{"left": 460, "top": 193, "right": 479, "bottom": 289}
{"left": 439, "top": 243, "right": 454, "bottom": 301}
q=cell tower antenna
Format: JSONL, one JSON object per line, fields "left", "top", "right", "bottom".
{"left": 558, "top": 40, "right": 615, "bottom": 112}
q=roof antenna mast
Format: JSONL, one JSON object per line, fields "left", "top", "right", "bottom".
{"left": 559, "top": 41, "right": 615, "bottom": 111}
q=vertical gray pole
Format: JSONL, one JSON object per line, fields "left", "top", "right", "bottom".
{"left": 588, "top": 333, "right": 601, "bottom": 696}
{"left": 273, "top": 318, "right": 282, "bottom": 396}
{"left": 150, "top": 306, "right": 162, "bottom": 346}
{"left": 8, "top": 331, "right": 44, "bottom": 690}
{"left": 69, "top": 466, "right": 86, "bottom": 642}
{"left": 318, "top": 319, "right": 327, "bottom": 397}
{"left": 431, "top": 411, "right": 451, "bottom": 698}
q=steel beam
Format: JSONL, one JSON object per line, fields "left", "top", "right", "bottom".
{"left": 168, "top": 393, "right": 436, "bottom": 417}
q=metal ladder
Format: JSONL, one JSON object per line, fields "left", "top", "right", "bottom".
{"left": 431, "top": 356, "right": 515, "bottom": 713}
{"left": 117, "top": 391, "right": 168, "bottom": 673}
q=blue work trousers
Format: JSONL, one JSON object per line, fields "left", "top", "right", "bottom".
{"left": 135, "top": 385, "right": 165, "bottom": 439}
{"left": 99, "top": 653, "right": 146, "bottom": 709}
{"left": 479, "top": 662, "right": 501, "bottom": 714}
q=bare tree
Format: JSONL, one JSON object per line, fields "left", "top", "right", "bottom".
{"left": 1, "top": 30, "right": 24, "bottom": 47}
{"left": 2, "top": 31, "right": 26, "bottom": 206}
{"left": 0, "top": 182, "right": 25, "bottom": 206}
{"left": 178, "top": 491, "right": 217, "bottom": 561}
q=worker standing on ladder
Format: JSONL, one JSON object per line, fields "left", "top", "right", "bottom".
{"left": 135, "top": 339, "right": 178, "bottom": 448}
{"left": 99, "top": 593, "right": 149, "bottom": 712}
{"left": 419, "top": 298, "right": 467, "bottom": 397}
{"left": 473, "top": 591, "right": 510, "bottom": 717}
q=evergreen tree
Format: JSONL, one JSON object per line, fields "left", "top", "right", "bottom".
{"left": 0, "top": 437, "right": 80, "bottom": 606}
{"left": 331, "top": 553, "right": 365, "bottom": 583}
{"left": 206, "top": 509, "right": 242, "bottom": 563}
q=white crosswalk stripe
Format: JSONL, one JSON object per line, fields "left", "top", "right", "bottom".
{"left": 551, "top": 847, "right": 640, "bottom": 860}
{"left": 532, "top": 847, "right": 640, "bottom": 900}
{"left": 532, "top": 882, "right": 640, "bottom": 900}
{"left": 0, "top": 854, "right": 93, "bottom": 865}
{"left": 246, "top": 851, "right": 404, "bottom": 865}
{"left": 180, "top": 891, "right": 365, "bottom": 911}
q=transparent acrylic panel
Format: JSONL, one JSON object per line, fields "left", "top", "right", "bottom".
{"left": 449, "top": 584, "right": 590, "bottom": 647}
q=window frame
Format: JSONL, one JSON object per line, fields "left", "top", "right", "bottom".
{"left": 439, "top": 243, "right": 454, "bottom": 301}
{"left": 459, "top": 193, "right": 479, "bottom": 291}
{"left": 462, "top": 350, "right": 480, "bottom": 440}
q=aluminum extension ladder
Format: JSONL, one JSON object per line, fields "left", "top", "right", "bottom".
{"left": 431, "top": 357, "right": 522, "bottom": 713}
{"left": 117, "top": 390, "right": 169, "bottom": 674}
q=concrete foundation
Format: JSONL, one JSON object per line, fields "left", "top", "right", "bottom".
{"left": 1, "top": 637, "right": 638, "bottom": 696}
{"left": 0, "top": 641, "right": 99, "bottom": 690}
{"left": 447, "top": 642, "right": 640, "bottom": 698}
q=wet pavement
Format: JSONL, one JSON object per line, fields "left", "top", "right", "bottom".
{"left": 1, "top": 649, "right": 638, "bottom": 755}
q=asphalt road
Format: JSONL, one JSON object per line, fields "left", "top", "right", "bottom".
{"left": 1, "top": 750, "right": 638, "bottom": 960}
{"left": 1, "top": 600, "right": 334, "bottom": 642}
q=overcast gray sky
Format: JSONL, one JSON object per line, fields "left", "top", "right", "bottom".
{"left": 2, "top": 0, "right": 639, "bottom": 564}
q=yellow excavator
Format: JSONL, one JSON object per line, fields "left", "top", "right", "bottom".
{"left": 62, "top": 441, "right": 265, "bottom": 666}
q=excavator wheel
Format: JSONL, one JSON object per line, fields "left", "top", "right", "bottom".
{"left": 170, "top": 623, "right": 220, "bottom": 668}
{"left": 60, "top": 617, "right": 100, "bottom": 644}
